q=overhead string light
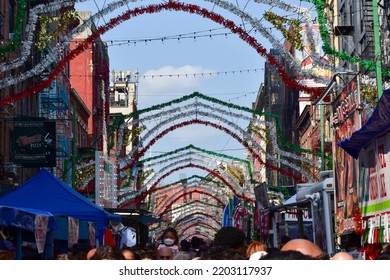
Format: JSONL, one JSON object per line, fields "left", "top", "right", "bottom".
{"left": 2, "top": 0, "right": 389, "bottom": 97}
{"left": 0, "top": 0, "right": 142, "bottom": 88}
{"left": 1, "top": 0, "right": 327, "bottom": 102}
{"left": 205, "top": 0, "right": 339, "bottom": 85}
{"left": 140, "top": 68, "right": 262, "bottom": 79}
{"left": 104, "top": 27, "right": 235, "bottom": 47}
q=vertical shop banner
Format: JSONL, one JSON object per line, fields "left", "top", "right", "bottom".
{"left": 68, "top": 217, "right": 79, "bottom": 248}
{"left": 13, "top": 117, "right": 56, "bottom": 167}
{"left": 34, "top": 215, "right": 49, "bottom": 254}
{"left": 332, "top": 77, "right": 360, "bottom": 234}
{"left": 88, "top": 222, "right": 96, "bottom": 247}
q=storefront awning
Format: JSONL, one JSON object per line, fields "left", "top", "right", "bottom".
{"left": 338, "top": 88, "right": 390, "bottom": 158}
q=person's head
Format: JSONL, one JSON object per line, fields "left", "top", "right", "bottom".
{"left": 180, "top": 240, "right": 191, "bottom": 252}
{"left": 122, "top": 249, "right": 136, "bottom": 260}
{"left": 191, "top": 236, "right": 203, "bottom": 250}
{"left": 261, "top": 250, "right": 315, "bottom": 260}
{"left": 382, "top": 243, "right": 390, "bottom": 253}
{"left": 140, "top": 251, "right": 155, "bottom": 260}
{"left": 0, "top": 240, "right": 16, "bottom": 260}
{"left": 157, "top": 246, "right": 173, "bottom": 260}
{"left": 281, "top": 239, "right": 324, "bottom": 258}
{"left": 331, "top": 252, "right": 353, "bottom": 260}
{"left": 160, "top": 228, "right": 179, "bottom": 247}
{"left": 199, "top": 246, "right": 245, "bottom": 260}
{"left": 91, "top": 245, "right": 125, "bottom": 260}
{"left": 246, "top": 241, "right": 267, "bottom": 258}
{"left": 214, "top": 227, "right": 246, "bottom": 250}
{"left": 86, "top": 248, "right": 97, "bottom": 260}
{"left": 376, "top": 252, "right": 390, "bottom": 260}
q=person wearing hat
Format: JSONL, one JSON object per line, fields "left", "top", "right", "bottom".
{"left": 0, "top": 240, "right": 16, "bottom": 260}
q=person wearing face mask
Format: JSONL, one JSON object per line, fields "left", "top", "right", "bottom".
{"left": 157, "top": 227, "right": 180, "bottom": 256}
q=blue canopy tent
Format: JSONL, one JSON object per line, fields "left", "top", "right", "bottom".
{"left": 0, "top": 205, "right": 57, "bottom": 259}
{"left": 0, "top": 169, "right": 120, "bottom": 259}
{"left": 0, "top": 169, "right": 120, "bottom": 224}
{"left": 338, "top": 88, "right": 390, "bottom": 158}
{"left": 0, "top": 205, "right": 57, "bottom": 232}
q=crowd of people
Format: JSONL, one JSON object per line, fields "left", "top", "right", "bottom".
{"left": 1, "top": 226, "right": 390, "bottom": 260}
{"left": 58, "top": 226, "right": 390, "bottom": 260}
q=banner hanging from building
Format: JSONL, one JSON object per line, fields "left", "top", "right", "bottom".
{"left": 13, "top": 117, "right": 56, "bottom": 167}
{"left": 332, "top": 76, "right": 361, "bottom": 234}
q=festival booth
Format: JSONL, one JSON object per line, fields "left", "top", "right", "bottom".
{"left": 338, "top": 88, "right": 390, "bottom": 259}
{"left": 0, "top": 169, "right": 120, "bottom": 259}
{"left": 0, "top": 205, "right": 57, "bottom": 259}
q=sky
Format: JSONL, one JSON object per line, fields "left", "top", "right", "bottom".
{"left": 74, "top": 0, "right": 318, "bottom": 183}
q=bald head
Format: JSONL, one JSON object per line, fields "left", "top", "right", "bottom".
{"left": 86, "top": 248, "right": 97, "bottom": 260}
{"left": 281, "top": 239, "right": 323, "bottom": 258}
{"left": 331, "top": 252, "right": 353, "bottom": 260}
{"left": 157, "top": 247, "right": 173, "bottom": 260}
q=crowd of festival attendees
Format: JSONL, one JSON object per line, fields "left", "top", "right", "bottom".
{"left": 1, "top": 226, "right": 389, "bottom": 260}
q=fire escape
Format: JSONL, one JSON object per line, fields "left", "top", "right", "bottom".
{"left": 39, "top": 47, "right": 70, "bottom": 168}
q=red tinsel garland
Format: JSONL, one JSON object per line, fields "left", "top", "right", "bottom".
{"left": 0, "top": 1, "right": 321, "bottom": 106}
{"left": 184, "top": 231, "right": 210, "bottom": 240}
{"left": 160, "top": 187, "right": 226, "bottom": 216}
{"left": 172, "top": 211, "right": 220, "bottom": 228}
{"left": 179, "top": 220, "right": 218, "bottom": 236}
{"left": 121, "top": 119, "right": 305, "bottom": 183}
{"left": 120, "top": 162, "right": 247, "bottom": 208}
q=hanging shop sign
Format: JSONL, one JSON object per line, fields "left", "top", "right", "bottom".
{"left": 13, "top": 117, "right": 56, "bottom": 167}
